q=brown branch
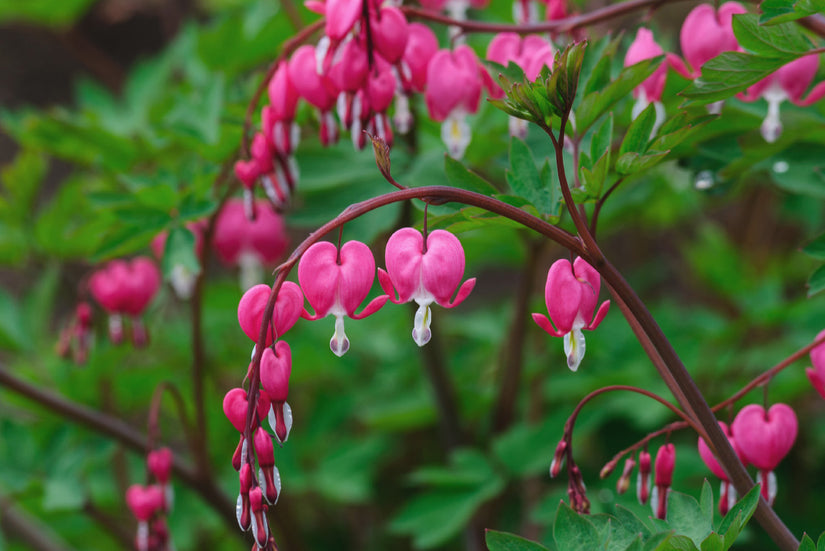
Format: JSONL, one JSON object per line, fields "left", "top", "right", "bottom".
{"left": 0, "top": 494, "right": 74, "bottom": 551}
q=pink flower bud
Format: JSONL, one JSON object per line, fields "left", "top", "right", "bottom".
{"left": 637, "top": 450, "right": 651, "bottom": 505}
{"left": 289, "top": 45, "right": 338, "bottom": 112}
{"left": 249, "top": 487, "right": 270, "bottom": 547}
{"left": 254, "top": 427, "right": 280, "bottom": 504}
{"left": 260, "top": 342, "right": 292, "bottom": 403}
{"left": 378, "top": 228, "right": 476, "bottom": 347}
{"left": 223, "top": 388, "right": 251, "bottom": 433}
{"left": 549, "top": 439, "right": 567, "bottom": 478}
{"left": 237, "top": 463, "right": 253, "bottom": 531}
{"left": 532, "top": 257, "right": 610, "bottom": 371}
{"left": 616, "top": 456, "right": 636, "bottom": 495}
{"left": 298, "top": 241, "right": 388, "bottom": 356}
{"left": 268, "top": 61, "right": 300, "bottom": 121}
{"left": 147, "top": 447, "right": 173, "bottom": 484}
{"left": 653, "top": 443, "right": 675, "bottom": 519}
{"left": 237, "top": 283, "right": 304, "bottom": 346}
{"left": 126, "top": 484, "right": 164, "bottom": 522}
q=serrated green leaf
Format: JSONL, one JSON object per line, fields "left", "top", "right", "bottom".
{"left": 643, "top": 532, "right": 673, "bottom": 551}
{"left": 732, "top": 13, "right": 813, "bottom": 57}
{"left": 680, "top": 53, "right": 789, "bottom": 105}
{"left": 506, "top": 138, "right": 558, "bottom": 217}
{"left": 485, "top": 529, "right": 551, "bottom": 551}
{"left": 576, "top": 57, "right": 660, "bottom": 135}
{"left": 665, "top": 490, "right": 713, "bottom": 546}
{"left": 484, "top": 60, "right": 528, "bottom": 86}
{"left": 807, "top": 263, "right": 825, "bottom": 297}
{"left": 659, "top": 534, "right": 700, "bottom": 551}
{"left": 759, "top": 0, "right": 825, "bottom": 24}
{"left": 444, "top": 155, "right": 499, "bottom": 195}
{"left": 582, "top": 35, "right": 623, "bottom": 97}
{"left": 624, "top": 535, "right": 643, "bottom": 551}
{"left": 554, "top": 502, "right": 601, "bottom": 551}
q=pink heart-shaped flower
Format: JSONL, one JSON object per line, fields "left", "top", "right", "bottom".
{"left": 223, "top": 388, "right": 249, "bottom": 433}
{"left": 371, "top": 6, "right": 409, "bottom": 64}
{"left": 697, "top": 421, "right": 743, "bottom": 481}
{"left": 126, "top": 484, "right": 164, "bottom": 521}
{"left": 260, "top": 341, "right": 292, "bottom": 403}
{"left": 238, "top": 282, "right": 303, "bottom": 345}
{"left": 731, "top": 403, "right": 797, "bottom": 472}
{"left": 147, "top": 447, "right": 174, "bottom": 484}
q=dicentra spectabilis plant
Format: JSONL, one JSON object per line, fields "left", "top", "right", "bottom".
{"left": 6, "top": 0, "right": 825, "bottom": 549}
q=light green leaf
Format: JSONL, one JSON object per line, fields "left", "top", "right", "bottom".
{"left": 699, "top": 533, "right": 724, "bottom": 551}
{"left": 759, "top": 0, "right": 825, "bottom": 24}
{"left": 807, "top": 263, "right": 825, "bottom": 297}
{"left": 732, "top": 13, "right": 813, "bottom": 56}
{"left": 799, "top": 535, "right": 817, "bottom": 551}
{"left": 718, "top": 484, "right": 760, "bottom": 548}
{"left": 444, "top": 155, "right": 499, "bottom": 195}
{"left": 620, "top": 103, "right": 657, "bottom": 157}
{"left": 665, "top": 490, "right": 713, "bottom": 546}
{"left": 506, "top": 138, "right": 559, "bottom": 217}
{"left": 554, "top": 502, "right": 601, "bottom": 551}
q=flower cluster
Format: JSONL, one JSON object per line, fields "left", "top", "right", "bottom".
{"left": 126, "top": 447, "right": 174, "bottom": 551}
{"left": 626, "top": 2, "right": 825, "bottom": 142}
{"left": 225, "top": 226, "right": 473, "bottom": 548}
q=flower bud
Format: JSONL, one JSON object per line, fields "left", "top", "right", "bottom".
{"left": 636, "top": 450, "right": 651, "bottom": 505}
{"left": 616, "top": 456, "right": 636, "bottom": 495}
{"left": 549, "top": 439, "right": 567, "bottom": 478}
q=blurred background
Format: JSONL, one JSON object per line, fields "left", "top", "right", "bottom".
{"left": 1, "top": 0, "right": 825, "bottom": 550}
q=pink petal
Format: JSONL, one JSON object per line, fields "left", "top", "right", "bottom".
{"left": 260, "top": 342, "right": 292, "bottom": 403}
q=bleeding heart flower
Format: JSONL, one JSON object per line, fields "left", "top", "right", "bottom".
{"left": 624, "top": 28, "right": 668, "bottom": 133}
{"left": 651, "top": 443, "right": 675, "bottom": 519}
{"left": 238, "top": 282, "right": 304, "bottom": 346}
{"left": 258, "top": 343, "right": 295, "bottom": 443}
{"left": 371, "top": 6, "right": 409, "bottom": 64}
{"left": 298, "top": 241, "right": 388, "bottom": 356}
{"left": 147, "top": 448, "right": 173, "bottom": 485}
{"left": 401, "top": 23, "right": 438, "bottom": 93}
{"left": 731, "top": 403, "right": 798, "bottom": 504}
{"left": 249, "top": 486, "right": 270, "bottom": 547}
{"left": 378, "top": 228, "right": 476, "bottom": 347}
{"left": 532, "top": 257, "right": 610, "bottom": 372}
{"left": 739, "top": 55, "right": 825, "bottom": 143}
{"left": 254, "top": 426, "right": 282, "bottom": 504}
{"left": 126, "top": 484, "right": 164, "bottom": 522}
{"left": 806, "top": 329, "right": 825, "bottom": 399}
{"left": 669, "top": 3, "right": 746, "bottom": 79}
{"left": 697, "top": 421, "right": 743, "bottom": 515}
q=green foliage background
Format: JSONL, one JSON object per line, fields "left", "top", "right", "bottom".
{"left": 1, "top": 0, "right": 825, "bottom": 550}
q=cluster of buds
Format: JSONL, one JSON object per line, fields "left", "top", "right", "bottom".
{"left": 126, "top": 447, "right": 174, "bottom": 551}
{"left": 89, "top": 257, "right": 161, "bottom": 347}
{"left": 56, "top": 302, "right": 93, "bottom": 365}
{"left": 532, "top": 257, "right": 610, "bottom": 372}
{"left": 626, "top": 3, "right": 825, "bottom": 142}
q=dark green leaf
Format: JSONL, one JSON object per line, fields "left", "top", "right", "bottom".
{"left": 699, "top": 481, "right": 713, "bottom": 526}
{"left": 554, "top": 502, "right": 601, "bottom": 551}
{"left": 802, "top": 233, "right": 825, "bottom": 260}
{"left": 732, "top": 13, "right": 813, "bottom": 56}
{"left": 817, "top": 531, "right": 825, "bottom": 551}
{"left": 614, "top": 505, "right": 652, "bottom": 537}
{"left": 485, "top": 529, "right": 550, "bottom": 551}
{"left": 807, "top": 263, "right": 825, "bottom": 297}
{"left": 718, "top": 484, "right": 760, "bottom": 548}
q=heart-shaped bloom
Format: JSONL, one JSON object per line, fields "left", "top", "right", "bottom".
{"left": 697, "top": 421, "right": 743, "bottom": 514}
{"left": 731, "top": 403, "right": 797, "bottom": 504}
{"left": 214, "top": 199, "right": 289, "bottom": 290}
{"left": 651, "top": 443, "right": 676, "bottom": 519}
{"left": 668, "top": 3, "right": 745, "bottom": 79}
{"left": 126, "top": 484, "right": 164, "bottom": 522}
{"left": 806, "top": 329, "right": 825, "bottom": 398}
{"left": 532, "top": 257, "right": 610, "bottom": 372}
{"left": 739, "top": 55, "right": 825, "bottom": 143}
{"left": 378, "top": 228, "right": 476, "bottom": 347}
{"left": 624, "top": 28, "right": 667, "bottom": 132}
{"left": 298, "top": 241, "right": 388, "bottom": 356}
{"left": 425, "top": 46, "right": 484, "bottom": 158}
{"left": 401, "top": 23, "right": 438, "bottom": 93}
{"left": 238, "top": 282, "right": 304, "bottom": 346}
{"left": 370, "top": 6, "right": 409, "bottom": 64}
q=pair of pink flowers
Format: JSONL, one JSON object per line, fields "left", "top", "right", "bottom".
{"left": 126, "top": 447, "right": 173, "bottom": 551}
{"left": 297, "top": 227, "right": 475, "bottom": 353}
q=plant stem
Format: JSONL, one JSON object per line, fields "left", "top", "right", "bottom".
{"left": 0, "top": 365, "right": 239, "bottom": 535}
{"left": 0, "top": 494, "right": 72, "bottom": 551}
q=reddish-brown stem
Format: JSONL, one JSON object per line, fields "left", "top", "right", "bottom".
{"left": 0, "top": 364, "right": 239, "bottom": 535}
{"left": 146, "top": 381, "right": 198, "bottom": 480}
{"left": 604, "top": 332, "right": 825, "bottom": 468}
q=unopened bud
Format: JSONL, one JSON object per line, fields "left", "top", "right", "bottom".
{"left": 637, "top": 450, "right": 651, "bottom": 505}
{"left": 616, "top": 456, "right": 636, "bottom": 495}
{"left": 600, "top": 458, "right": 618, "bottom": 479}
{"left": 249, "top": 487, "right": 270, "bottom": 548}
{"left": 549, "top": 439, "right": 568, "bottom": 478}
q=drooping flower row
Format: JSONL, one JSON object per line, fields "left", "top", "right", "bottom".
{"left": 125, "top": 447, "right": 174, "bottom": 551}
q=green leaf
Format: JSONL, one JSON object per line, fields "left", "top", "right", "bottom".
{"left": 506, "top": 138, "right": 559, "bottom": 217}
{"left": 699, "top": 533, "right": 724, "bottom": 551}
{"left": 0, "top": 0, "right": 95, "bottom": 26}
{"left": 1, "top": 148, "right": 46, "bottom": 221}
{"left": 799, "top": 535, "right": 817, "bottom": 551}
{"left": 0, "top": 287, "right": 28, "bottom": 352}
{"left": 807, "top": 263, "right": 825, "bottom": 297}
{"left": 624, "top": 536, "right": 643, "bottom": 551}
{"left": 576, "top": 57, "right": 660, "bottom": 135}
{"left": 759, "top": 0, "right": 825, "bottom": 24}
{"left": 484, "top": 60, "right": 528, "bottom": 87}
{"left": 444, "top": 156, "right": 499, "bottom": 195}
{"left": 616, "top": 151, "right": 670, "bottom": 175}
{"left": 680, "top": 53, "right": 789, "bottom": 105}
{"left": 491, "top": 419, "right": 557, "bottom": 477}
{"left": 658, "top": 535, "right": 700, "bottom": 551}
{"left": 718, "top": 484, "right": 760, "bottom": 548}
{"left": 650, "top": 114, "right": 716, "bottom": 153}
{"left": 547, "top": 42, "right": 586, "bottom": 116}
{"left": 620, "top": 103, "right": 657, "bottom": 157}
{"left": 554, "top": 502, "right": 601, "bottom": 551}
{"left": 817, "top": 531, "right": 825, "bottom": 551}
{"left": 614, "top": 505, "right": 652, "bottom": 537}
{"left": 803, "top": 234, "right": 825, "bottom": 261}
{"left": 485, "top": 530, "right": 550, "bottom": 551}
{"left": 699, "top": 480, "right": 714, "bottom": 526}
{"left": 581, "top": 35, "right": 623, "bottom": 97}
{"left": 732, "top": 13, "right": 813, "bottom": 57}
{"left": 665, "top": 489, "right": 713, "bottom": 546}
